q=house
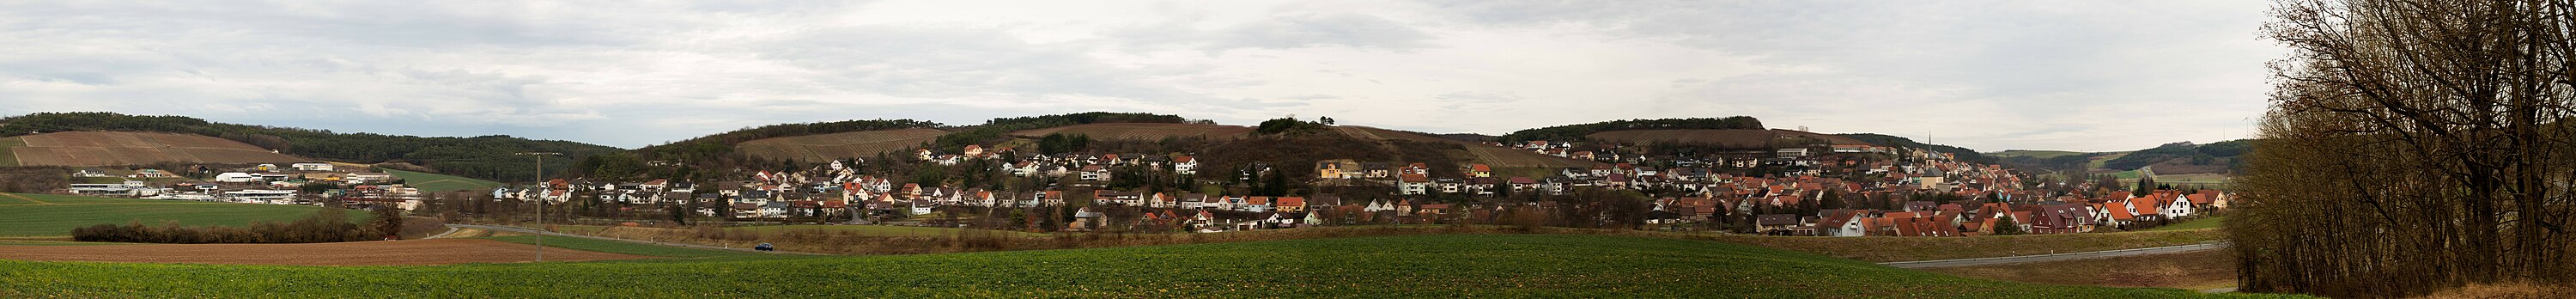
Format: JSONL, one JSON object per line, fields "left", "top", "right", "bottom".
{"left": 1173, "top": 156, "right": 1198, "bottom": 175}
{"left": 214, "top": 173, "right": 259, "bottom": 183}
{"left": 1756, "top": 214, "right": 1801, "bottom": 235}
{"left": 963, "top": 144, "right": 985, "bottom": 157}
{"left": 1467, "top": 164, "right": 1492, "bottom": 178}
{"left": 1276, "top": 197, "right": 1307, "bottom": 212}
{"left": 1822, "top": 210, "right": 1870, "bottom": 237}
{"left": 289, "top": 163, "right": 335, "bottom": 171}
{"left": 1079, "top": 165, "right": 1109, "bottom": 181}
{"left": 1399, "top": 174, "right": 1431, "bottom": 195}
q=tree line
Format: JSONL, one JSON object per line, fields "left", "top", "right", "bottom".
{"left": 70, "top": 207, "right": 404, "bottom": 243}
{"left": 2234, "top": 0, "right": 2576, "bottom": 296}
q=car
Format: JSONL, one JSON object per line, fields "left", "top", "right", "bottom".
{"left": 754, "top": 243, "right": 775, "bottom": 252}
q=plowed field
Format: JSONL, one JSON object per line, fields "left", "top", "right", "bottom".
{"left": 1009, "top": 123, "right": 1254, "bottom": 140}
{"left": 736, "top": 128, "right": 949, "bottom": 162}
{"left": 0, "top": 239, "right": 647, "bottom": 265}
{"left": 8, "top": 131, "right": 309, "bottom": 166}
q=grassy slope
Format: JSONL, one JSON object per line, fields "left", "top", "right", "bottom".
{"left": 2145, "top": 217, "right": 2228, "bottom": 232}
{"left": 0, "top": 234, "right": 2283, "bottom": 298}
{"left": 727, "top": 224, "right": 1048, "bottom": 237}
{"left": 0, "top": 136, "right": 21, "bottom": 167}
{"left": 0, "top": 193, "right": 351, "bottom": 237}
{"left": 386, "top": 169, "right": 504, "bottom": 192}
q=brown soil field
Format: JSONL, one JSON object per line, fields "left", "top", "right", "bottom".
{"left": 1009, "top": 123, "right": 1255, "bottom": 140}
{"left": 1922, "top": 249, "right": 2236, "bottom": 290}
{"left": 736, "top": 128, "right": 949, "bottom": 162}
{"left": 9, "top": 131, "right": 310, "bottom": 167}
{"left": 0, "top": 239, "right": 648, "bottom": 265}
{"left": 1586, "top": 129, "right": 1872, "bottom": 148}
{"left": 1336, "top": 126, "right": 1601, "bottom": 168}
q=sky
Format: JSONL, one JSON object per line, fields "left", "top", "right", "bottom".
{"left": 0, "top": 1, "right": 2285, "bottom": 152}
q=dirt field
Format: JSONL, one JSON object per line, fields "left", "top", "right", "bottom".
{"left": 8, "top": 131, "right": 309, "bottom": 167}
{"left": 1010, "top": 123, "right": 1255, "bottom": 140}
{"left": 736, "top": 128, "right": 950, "bottom": 162}
{"left": 1586, "top": 129, "right": 1872, "bottom": 148}
{"left": 0, "top": 239, "right": 649, "bottom": 265}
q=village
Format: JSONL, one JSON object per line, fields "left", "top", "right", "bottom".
{"left": 52, "top": 133, "right": 2227, "bottom": 238}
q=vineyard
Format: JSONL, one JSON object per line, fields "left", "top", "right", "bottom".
{"left": 6, "top": 131, "right": 310, "bottom": 167}
{"left": 733, "top": 128, "right": 950, "bottom": 162}
{"left": 0, "top": 234, "right": 2272, "bottom": 297}
{"left": 1335, "top": 126, "right": 1601, "bottom": 168}
{"left": 1585, "top": 129, "right": 1874, "bottom": 148}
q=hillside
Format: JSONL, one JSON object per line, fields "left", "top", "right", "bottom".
{"left": 385, "top": 169, "right": 504, "bottom": 192}
{"left": 1584, "top": 129, "right": 1874, "bottom": 148}
{"left": 1335, "top": 125, "right": 1602, "bottom": 168}
{"left": 1008, "top": 123, "right": 1255, "bottom": 141}
{"left": 0, "top": 131, "right": 310, "bottom": 167}
{"left": 0, "top": 113, "right": 623, "bottom": 181}
{"left": 1503, "top": 117, "right": 1766, "bottom": 142}
{"left": 0, "top": 193, "right": 348, "bottom": 237}
{"left": 733, "top": 128, "right": 951, "bottom": 162}
{"left": 0, "top": 234, "right": 2253, "bottom": 297}
{"left": 2099, "top": 140, "right": 2250, "bottom": 174}
{"left": 1837, "top": 133, "right": 1996, "bottom": 163}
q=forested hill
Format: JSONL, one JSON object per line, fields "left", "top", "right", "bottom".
{"left": 1501, "top": 117, "right": 1765, "bottom": 142}
{"left": 2098, "top": 140, "right": 2251, "bottom": 174}
{"left": 0, "top": 112, "right": 620, "bottom": 182}
{"left": 1834, "top": 133, "right": 1995, "bottom": 164}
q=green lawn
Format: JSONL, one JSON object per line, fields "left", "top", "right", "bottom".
{"left": 0, "top": 234, "right": 2295, "bottom": 298}
{"left": 728, "top": 224, "right": 1048, "bottom": 237}
{"left": 0, "top": 193, "right": 356, "bottom": 237}
{"left": 476, "top": 235, "right": 785, "bottom": 259}
{"left": 386, "top": 169, "right": 504, "bottom": 192}
{"left": 2146, "top": 217, "right": 2228, "bottom": 232}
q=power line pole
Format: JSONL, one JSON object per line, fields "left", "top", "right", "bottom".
{"left": 516, "top": 152, "right": 561, "bottom": 262}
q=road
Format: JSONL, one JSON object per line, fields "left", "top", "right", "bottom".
{"left": 447, "top": 224, "right": 830, "bottom": 255}
{"left": 1877, "top": 242, "right": 2227, "bottom": 269}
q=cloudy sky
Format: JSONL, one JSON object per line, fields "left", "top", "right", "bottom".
{"left": 0, "top": 1, "right": 2282, "bottom": 152}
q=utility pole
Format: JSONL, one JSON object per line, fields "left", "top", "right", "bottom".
{"left": 517, "top": 152, "right": 561, "bottom": 262}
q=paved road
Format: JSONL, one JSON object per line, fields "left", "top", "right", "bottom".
{"left": 447, "top": 224, "right": 830, "bottom": 255}
{"left": 1878, "top": 242, "right": 2227, "bottom": 269}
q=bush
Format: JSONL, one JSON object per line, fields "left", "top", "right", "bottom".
{"left": 70, "top": 209, "right": 386, "bottom": 243}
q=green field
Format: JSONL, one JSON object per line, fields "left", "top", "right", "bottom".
{"left": 0, "top": 193, "right": 352, "bottom": 237}
{"left": 0, "top": 136, "right": 21, "bottom": 167}
{"left": 728, "top": 224, "right": 1048, "bottom": 237}
{"left": 0, "top": 234, "right": 2288, "bottom": 297}
{"left": 477, "top": 235, "right": 784, "bottom": 259}
{"left": 386, "top": 169, "right": 505, "bottom": 192}
{"left": 2146, "top": 217, "right": 2228, "bottom": 232}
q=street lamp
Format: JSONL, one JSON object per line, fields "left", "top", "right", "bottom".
{"left": 516, "top": 152, "right": 561, "bottom": 262}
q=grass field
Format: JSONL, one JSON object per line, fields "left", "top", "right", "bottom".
{"left": 2146, "top": 217, "right": 2228, "bottom": 232}
{"left": 1684, "top": 229, "right": 2227, "bottom": 262}
{"left": 477, "top": 235, "right": 784, "bottom": 259}
{"left": 0, "top": 193, "right": 351, "bottom": 237}
{"left": 0, "top": 234, "right": 2291, "bottom": 297}
{"left": 0, "top": 136, "right": 22, "bottom": 167}
{"left": 1928, "top": 250, "right": 2238, "bottom": 290}
{"left": 727, "top": 224, "right": 1048, "bottom": 237}
{"left": 386, "top": 169, "right": 504, "bottom": 192}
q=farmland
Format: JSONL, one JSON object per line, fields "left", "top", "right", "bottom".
{"left": 735, "top": 128, "right": 949, "bottom": 162}
{"left": 476, "top": 235, "right": 786, "bottom": 259}
{"left": 0, "top": 193, "right": 345, "bottom": 237}
{"left": 1335, "top": 126, "right": 1601, "bottom": 168}
{"left": 0, "top": 136, "right": 21, "bottom": 167}
{"left": 386, "top": 169, "right": 504, "bottom": 192}
{"left": 2145, "top": 217, "right": 2228, "bottom": 232}
{"left": 1008, "top": 123, "right": 1255, "bottom": 140}
{"left": 0, "top": 234, "right": 2280, "bottom": 297}
{"left": 1680, "top": 229, "right": 2227, "bottom": 262}
{"left": 0, "top": 238, "right": 648, "bottom": 265}
{"left": 1927, "top": 250, "right": 2239, "bottom": 290}
{"left": 724, "top": 224, "right": 1048, "bottom": 237}
{"left": 1990, "top": 150, "right": 2089, "bottom": 159}
{"left": 5, "top": 131, "right": 310, "bottom": 167}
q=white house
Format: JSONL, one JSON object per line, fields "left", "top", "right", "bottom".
{"left": 2162, "top": 198, "right": 2196, "bottom": 218}
{"left": 214, "top": 173, "right": 259, "bottom": 183}
{"left": 290, "top": 163, "right": 335, "bottom": 171}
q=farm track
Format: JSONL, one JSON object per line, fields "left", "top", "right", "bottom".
{"left": 0, "top": 193, "right": 50, "bottom": 204}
